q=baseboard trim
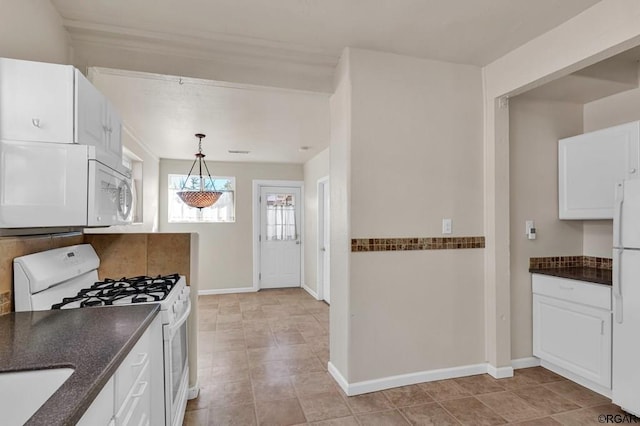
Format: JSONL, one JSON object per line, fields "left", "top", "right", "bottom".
{"left": 487, "top": 364, "right": 514, "bottom": 379}
{"left": 328, "top": 362, "right": 350, "bottom": 395}
{"left": 511, "top": 357, "right": 541, "bottom": 370}
{"left": 328, "top": 361, "right": 488, "bottom": 396}
{"left": 302, "top": 284, "right": 319, "bottom": 300}
{"left": 187, "top": 381, "right": 200, "bottom": 400}
{"left": 540, "top": 360, "right": 611, "bottom": 398}
{"left": 198, "top": 287, "right": 256, "bottom": 295}
{"left": 328, "top": 358, "right": 548, "bottom": 396}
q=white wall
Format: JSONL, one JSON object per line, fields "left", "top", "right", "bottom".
{"left": 0, "top": 0, "right": 69, "bottom": 63}
{"left": 581, "top": 86, "right": 640, "bottom": 257}
{"left": 159, "top": 159, "right": 303, "bottom": 291}
{"left": 329, "top": 50, "right": 352, "bottom": 380}
{"left": 303, "top": 148, "right": 330, "bottom": 295}
{"left": 509, "top": 97, "right": 584, "bottom": 359}
{"left": 334, "top": 48, "right": 485, "bottom": 384}
{"left": 123, "top": 129, "right": 160, "bottom": 232}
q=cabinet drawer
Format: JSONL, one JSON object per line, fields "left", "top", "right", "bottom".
{"left": 115, "top": 330, "right": 150, "bottom": 409}
{"left": 532, "top": 274, "right": 611, "bottom": 310}
{"left": 115, "top": 362, "right": 151, "bottom": 426}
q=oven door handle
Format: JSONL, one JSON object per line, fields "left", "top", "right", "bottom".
{"left": 166, "top": 298, "right": 191, "bottom": 340}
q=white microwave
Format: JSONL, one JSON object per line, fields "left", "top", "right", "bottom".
{"left": 0, "top": 140, "right": 132, "bottom": 228}
{"left": 88, "top": 159, "right": 133, "bottom": 226}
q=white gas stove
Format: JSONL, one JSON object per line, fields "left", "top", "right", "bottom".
{"left": 13, "top": 244, "right": 191, "bottom": 426}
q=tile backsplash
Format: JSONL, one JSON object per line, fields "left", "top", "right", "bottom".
{"left": 84, "top": 233, "right": 192, "bottom": 283}
{"left": 0, "top": 232, "right": 84, "bottom": 314}
{"left": 351, "top": 236, "right": 485, "bottom": 252}
{"left": 1, "top": 232, "right": 193, "bottom": 314}
{"left": 529, "top": 255, "right": 612, "bottom": 270}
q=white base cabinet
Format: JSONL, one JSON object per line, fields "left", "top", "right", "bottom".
{"left": 77, "top": 315, "right": 163, "bottom": 426}
{"left": 532, "top": 274, "right": 612, "bottom": 391}
{"left": 559, "top": 120, "right": 640, "bottom": 219}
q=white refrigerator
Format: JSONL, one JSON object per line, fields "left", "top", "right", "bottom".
{"left": 613, "top": 179, "right": 640, "bottom": 416}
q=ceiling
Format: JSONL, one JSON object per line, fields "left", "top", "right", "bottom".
{"left": 519, "top": 45, "right": 640, "bottom": 103}
{"left": 51, "top": 0, "right": 601, "bottom": 66}
{"left": 91, "top": 68, "right": 330, "bottom": 163}
{"left": 50, "top": 0, "right": 603, "bottom": 162}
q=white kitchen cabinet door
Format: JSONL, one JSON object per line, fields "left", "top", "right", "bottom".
{"left": 0, "top": 58, "right": 74, "bottom": 144}
{"left": 106, "top": 102, "right": 123, "bottom": 163}
{"left": 533, "top": 293, "right": 612, "bottom": 388}
{"left": 75, "top": 69, "right": 107, "bottom": 148}
{"left": 559, "top": 121, "right": 640, "bottom": 219}
{"left": 75, "top": 70, "right": 123, "bottom": 170}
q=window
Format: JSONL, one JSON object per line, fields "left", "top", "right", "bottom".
{"left": 265, "top": 193, "right": 297, "bottom": 240}
{"left": 168, "top": 174, "right": 235, "bottom": 223}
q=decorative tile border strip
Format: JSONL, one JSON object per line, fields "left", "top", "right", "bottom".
{"left": 351, "top": 236, "right": 485, "bottom": 252}
{"left": 529, "top": 256, "right": 612, "bottom": 270}
{"left": 0, "top": 291, "right": 11, "bottom": 315}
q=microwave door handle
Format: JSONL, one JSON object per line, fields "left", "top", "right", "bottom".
{"left": 613, "top": 248, "right": 623, "bottom": 324}
{"left": 614, "top": 181, "right": 624, "bottom": 248}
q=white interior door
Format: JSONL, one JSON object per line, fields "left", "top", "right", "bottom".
{"left": 318, "top": 179, "right": 331, "bottom": 303}
{"left": 260, "top": 186, "right": 302, "bottom": 289}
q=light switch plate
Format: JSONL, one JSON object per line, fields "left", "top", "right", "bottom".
{"left": 525, "top": 220, "right": 534, "bottom": 235}
{"left": 442, "top": 218, "right": 452, "bottom": 234}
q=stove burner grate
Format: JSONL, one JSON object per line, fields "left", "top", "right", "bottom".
{"left": 51, "top": 273, "right": 180, "bottom": 309}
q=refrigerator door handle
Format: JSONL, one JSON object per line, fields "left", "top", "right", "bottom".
{"left": 613, "top": 181, "right": 624, "bottom": 248}
{"left": 613, "top": 248, "right": 623, "bottom": 324}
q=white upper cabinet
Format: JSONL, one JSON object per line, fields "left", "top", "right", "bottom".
{"left": 559, "top": 121, "right": 640, "bottom": 219}
{"left": 75, "top": 70, "right": 106, "bottom": 147}
{"left": 106, "top": 100, "right": 123, "bottom": 162}
{"left": 0, "top": 58, "right": 74, "bottom": 144}
{"left": 75, "top": 70, "right": 122, "bottom": 170}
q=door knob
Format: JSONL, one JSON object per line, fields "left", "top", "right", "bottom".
{"left": 31, "top": 118, "right": 41, "bottom": 128}
{"left": 321, "top": 247, "right": 326, "bottom": 252}
{"left": 631, "top": 168, "right": 637, "bottom": 174}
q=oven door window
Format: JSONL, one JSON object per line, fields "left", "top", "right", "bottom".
{"left": 170, "top": 320, "right": 188, "bottom": 402}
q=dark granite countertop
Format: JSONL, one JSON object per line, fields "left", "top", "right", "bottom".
{"left": 530, "top": 267, "right": 612, "bottom": 286}
{"left": 0, "top": 304, "right": 159, "bottom": 426}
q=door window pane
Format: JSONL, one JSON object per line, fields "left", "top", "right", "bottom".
{"left": 265, "top": 193, "right": 296, "bottom": 241}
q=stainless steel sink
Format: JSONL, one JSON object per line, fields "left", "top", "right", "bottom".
{"left": 0, "top": 367, "right": 74, "bottom": 425}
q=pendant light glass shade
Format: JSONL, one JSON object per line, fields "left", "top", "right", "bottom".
{"left": 177, "top": 133, "right": 222, "bottom": 209}
{"left": 177, "top": 190, "right": 222, "bottom": 209}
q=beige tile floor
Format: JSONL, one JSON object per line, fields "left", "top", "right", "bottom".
{"left": 184, "top": 288, "right": 632, "bottom": 425}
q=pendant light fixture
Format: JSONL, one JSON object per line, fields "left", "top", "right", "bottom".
{"left": 177, "top": 133, "right": 222, "bottom": 209}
